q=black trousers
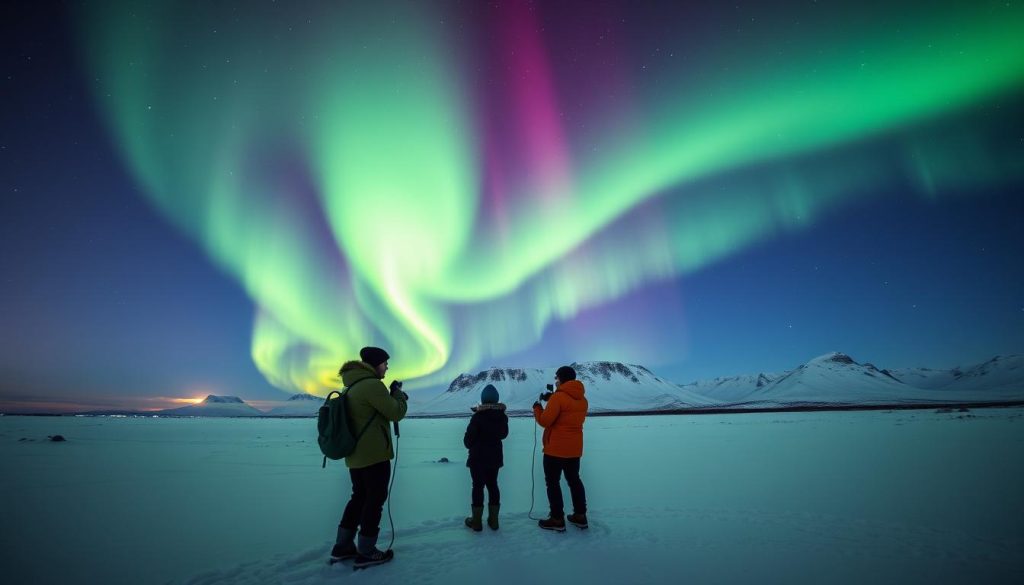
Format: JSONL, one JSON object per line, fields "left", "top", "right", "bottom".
{"left": 339, "top": 460, "right": 391, "bottom": 538}
{"left": 543, "top": 454, "right": 587, "bottom": 518}
{"left": 469, "top": 466, "right": 500, "bottom": 507}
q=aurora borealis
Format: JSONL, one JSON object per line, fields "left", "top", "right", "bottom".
{"left": 2, "top": 1, "right": 1023, "bottom": 409}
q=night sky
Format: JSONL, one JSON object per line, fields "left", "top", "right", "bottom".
{"left": 1, "top": 1, "right": 1022, "bottom": 413}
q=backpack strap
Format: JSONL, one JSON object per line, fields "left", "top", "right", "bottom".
{"left": 341, "top": 378, "right": 370, "bottom": 394}
{"left": 354, "top": 410, "right": 378, "bottom": 442}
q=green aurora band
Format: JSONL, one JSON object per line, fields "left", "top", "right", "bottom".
{"left": 77, "top": 1, "right": 1024, "bottom": 394}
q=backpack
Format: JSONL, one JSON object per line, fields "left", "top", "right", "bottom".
{"left": 317, "top": 379, "right": 377, "bottom": 468}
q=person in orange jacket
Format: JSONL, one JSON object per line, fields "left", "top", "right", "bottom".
{"left": 532, "top": 365, "right": 588, "bottom": 531}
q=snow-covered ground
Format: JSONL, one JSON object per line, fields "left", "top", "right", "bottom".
{"left": 1, "top": 409, "right": 1022, "bottom": 584}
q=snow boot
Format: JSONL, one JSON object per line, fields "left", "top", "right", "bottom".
{"left": 487, "top": 504, "right": 500, "bottom": 531}
{"left": 354, "top": 534, "right": 394, "bottom": 569}
{"left": 567, "top": 512, "right": 588, "bottom": 530}
{"left": 330, "top": 526, "right": 358, "bottom": 562}
{"left": 464, "top": 505, "right": 484, "bottom": 532}
{"left": 538, "top": 515, "right": 566, "bottom": 532}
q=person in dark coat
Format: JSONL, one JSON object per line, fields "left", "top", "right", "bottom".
{"left": 463, "top": 384, "right": 509, "bottom": 531}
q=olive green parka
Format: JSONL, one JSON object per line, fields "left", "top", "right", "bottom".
{"left": 339, "top": 360, "right": 408, "bottom": 469}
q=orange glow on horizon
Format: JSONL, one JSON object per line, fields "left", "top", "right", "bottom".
{"left": 169, "top": 397, "right": 205, "bottom": 405}
{"left": 0, "top": 395, "right": 214, "bottom": 414}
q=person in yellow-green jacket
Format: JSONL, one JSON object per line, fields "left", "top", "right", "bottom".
{"left": 330, "top": 346, "right": 408, "bottom": 569}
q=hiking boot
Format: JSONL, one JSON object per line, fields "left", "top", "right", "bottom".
{"left": 487, "top": 504, "right": 500, "bottom": 531}
{"left": 330, "top": 541, "right": 358, "bottom": 562}
{"left": 538, "top": 516, "right": 566, "bottom": 532}
{"left": 354, "top": 534, "right": 394, "bottom": 569}
{"left": 353, "top": 548, "right": 394, "bottom": 569}
{"left": 330, "top": 526, "right": 358, "bottom": 562}
{"left": 464, "top": 505, "right": 483, "bottom": 532}
{"left": 567, "top": 513, "right": 588, "bottom": 529}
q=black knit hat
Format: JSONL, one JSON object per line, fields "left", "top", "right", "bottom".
{"left": 359, "top": 346, "right": 390, "bottom": 368}
{"left": 555, "top": 365, "right": 577, "bottom": 382}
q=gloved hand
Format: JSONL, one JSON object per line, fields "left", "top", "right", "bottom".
{"left": 532, "top": 401, "right": 542, "bottom": 410}
{"left": 389, "top": 380, "right": 407, "bottom": 400}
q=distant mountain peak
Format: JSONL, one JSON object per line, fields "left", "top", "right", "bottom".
{"left": 447, "top": 367, "right": 533, "bottom": 393}
{"left": 202, "top": 395, "right": 244, "bottom": 404}
{"left": 977, "top": 354, "right": 1021, "bottom": 368}
{"left": 959, "top": 354, "right": 1023, "bottom": 378}
{"left": 423, "top": 360, "right": 718, "bottom": 415}
{"left": 153, "top": 394, "right": 263, "bottom": 417}
{"left": 445, "top": 361, "right": 652, "bottom": 394}
{"left": 571, "top": 361, "right": 643, "bottom": 383}
{"left": 809, "top": 352, "right": 856, "bottom": 365}
{"left": 287, "top": 393, "right": 321, "bottom": 402}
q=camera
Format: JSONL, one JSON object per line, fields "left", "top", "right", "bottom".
{"left": 539, "top": 383, "right": 554, "bottom": 402}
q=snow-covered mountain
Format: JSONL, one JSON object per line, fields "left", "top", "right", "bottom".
{"left": 157, "top": 395, "right": 264, "bottom": 417}
{"left": 884, "top": 366, "right": 959, "bottom": 390}
{"left": 677, "top": 372, "right": 782, "bottom": 403}
{"left": 413, "top": 352, "right": 1024, "bottom": 416}
{"left": 709, "top": 352, "right": 1024, "bottom": 408}
{"left": 127, "top": 353, "right": 1022, "bottom": 419}
{"left": 415, "top": 361, "right": 721, "bottom": 416}
{"left": 263, "top": 394, "right": 322, "bottom": 417}
{"left": 875, "top": 356, "right": 1024, "bottom": 395}
{"left": 919, "top": 355, "right": 1023, "bottom": 393}
{"left": 730, "top": 353, "right": 927, "bottom": 407}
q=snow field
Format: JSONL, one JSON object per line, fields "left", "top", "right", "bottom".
{"left": 1, "top": 409, "right": 1022, "bottom": 584}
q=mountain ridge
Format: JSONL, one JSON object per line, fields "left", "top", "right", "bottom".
{"left": 416, "top": 352, "right": 1024, "bottom": 416}
{"left": 54, "top": 353, "right": 1024, "bottom": 418}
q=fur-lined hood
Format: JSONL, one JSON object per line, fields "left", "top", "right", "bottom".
{"left": 339, "top": 360, "right": 380, "bottom": 387}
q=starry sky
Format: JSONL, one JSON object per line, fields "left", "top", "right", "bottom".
{"left": 1, "top": 1, "right": 1022, "bottom": 413}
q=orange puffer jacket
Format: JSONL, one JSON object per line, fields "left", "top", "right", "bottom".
{"left": 532, "top": 380, "right": 588, "bottom": 458}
